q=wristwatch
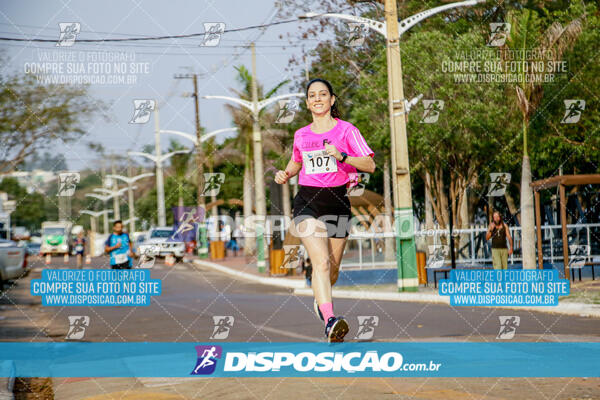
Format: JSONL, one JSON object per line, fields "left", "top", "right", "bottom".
{"left": 340, "top": 152, "right": 348, "bottom": 163}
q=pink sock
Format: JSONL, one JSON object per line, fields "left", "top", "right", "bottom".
{"left": 319, "top": 302, "right": 334, "bottom": 322}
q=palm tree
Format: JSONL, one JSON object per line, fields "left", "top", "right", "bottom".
{"left": 223, "top": 65, "right": 290, "bottom": 256}
{"left": 502, "top": 9, "right": 582, "bottom": 268}
{"left": 167, "top": 139, "right": 192, "bottom": 208}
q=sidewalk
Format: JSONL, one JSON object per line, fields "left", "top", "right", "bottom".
{"left": 193, "top": 258, "right": 600, "bottom": 318}
{"left": 191, "top": 255, "right": 306, "bottom": 289}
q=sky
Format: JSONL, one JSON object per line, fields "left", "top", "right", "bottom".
{"left": 0, "top": 0, "right": 327, "bottom": 171}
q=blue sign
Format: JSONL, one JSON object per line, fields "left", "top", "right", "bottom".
{"left": 0, "top": 342, "right": 598, "bottom": 377}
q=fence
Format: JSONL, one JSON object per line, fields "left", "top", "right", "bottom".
{"left": 262, "top": 217, "right": 599, "bottom": 269}
{"left": 337, "top": 223, "right": 600, "bottom": 269}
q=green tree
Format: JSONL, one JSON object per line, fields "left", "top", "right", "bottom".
{"left": 166, "top": 139, "right": 193, "bottom": 208}
{"left": 502, "top": 6, "right": 582, "bottom": 268}
{"left": 0, "top": 69, "right": 102, "bottom": 172}
{"left": 0, "top": 178, "right": 46, "bottom": 231}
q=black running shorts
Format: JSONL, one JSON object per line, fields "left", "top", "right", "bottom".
{"left": 292, "top": 184, "right": 352, "bottom": 238}
{"left": 111, "top": 262, "right": 130, "bottom": 270}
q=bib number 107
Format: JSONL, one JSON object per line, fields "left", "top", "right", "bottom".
{"left": 303, "top": 150, "right": 338, "bottom": 175}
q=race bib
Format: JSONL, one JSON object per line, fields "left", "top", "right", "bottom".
{"left": 75, "top": 245, "right": 84, "bottom": 252}
{"left": 302, "top": 149, "right": 338, "bottom": 175}
{"left": 114, "top": 253, "right": 128, "bottom": 264}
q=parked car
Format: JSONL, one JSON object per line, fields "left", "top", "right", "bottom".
{"left": 140, "top": 227, "right": 185, "bottom": 262}
{"left": 11, "top": 226, "right": 30, "bottom": 241}
{"left": 0, "top": 239, "right": 27, "bottom": 290}
{"left": 25, "top": 242, "right": 41, "bottom": 256}
{"left": 132, "top": 232, "right": 148, "bottom": 256}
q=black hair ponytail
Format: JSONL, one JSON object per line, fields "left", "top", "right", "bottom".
{"left": 306, "top": 78, "right": 341, "bottom": 119}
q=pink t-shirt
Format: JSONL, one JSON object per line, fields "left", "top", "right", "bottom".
{"left": 292, "top": 118, "right": 374, "bottom": 188}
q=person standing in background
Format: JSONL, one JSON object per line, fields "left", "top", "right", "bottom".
{"left": 486, "top": 211, "right": 513, "bottom": 269}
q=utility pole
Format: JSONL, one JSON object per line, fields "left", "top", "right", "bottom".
{"left": 385, "top": 0, "right": 418, "bottom": 292}
{"left": 111, "top": 155, "right": 120, "bottom": 220}
{"left": 174, "top": 71, "right": 209, "bottom": 257}
{"left": 128, "top": 158, "right": 134, "bottom": 232}
{"left": 100, "top": 161, "right": 109, "bottom": 234}
{"left": 174, "top": 72, "right": 206, "bottom": 212}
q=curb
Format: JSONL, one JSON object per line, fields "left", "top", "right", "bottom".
{"left": 192, "top": 260, "right": 600, "bottom": 318}
{"left": 293, "top": 288, "right": 600, "bottom": 318}
{"left": 294, "top": 288, "right": 450, "bottom": 304}
{"left": 192, "top": 259, "right": 306, "bottom": 289}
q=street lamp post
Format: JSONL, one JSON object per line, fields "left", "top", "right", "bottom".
{"left": 80, "top": 209, "right": 112, "bottom": 255}
{"left": 300, "top": 0, "right": 483, "bottom": 292}
{"left": 128, "top": 148, "right": 192, "bottom": 227}
{"left": 159, "top": 127, "right": 238, "bottom": 259}
{"left": 203, "top": 89, "right": 304, "bottom": 273}
{"left": 85, "top": 192, "right": 121, "bottom": 234}
{"left": 92, "top": 187, "right": 129, "bottom": 221}
{"left": 106, "top": 173, "right": 154, "bottom": 234}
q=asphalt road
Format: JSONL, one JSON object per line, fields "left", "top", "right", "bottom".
{"left": 2, "top": 255, "right": 600, "bottom": 399}
{"left": 12, "top": 255, "right": 600, "bottom": 343}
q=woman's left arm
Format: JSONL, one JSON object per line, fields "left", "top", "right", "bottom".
{"left": 324, "top": 127, "right": 376, "bottom": 173}
{"left": 338, "top": 154, "right": 375, "bottom": 173}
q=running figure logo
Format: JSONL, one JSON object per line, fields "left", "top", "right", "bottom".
{"left": 210, "top": 316, "right": 234, "bottom": 339}
{"left": 191, "top": 345, "right": 223, "bottom": 375}
{"left": 57, "top": 22, "right": 80, "bottom": 47}
{"left": 171, "top": 210, "right": 203, "bottom": 241}
{"left": 346, "top": 22, "right": 367, "bottom": 46}
{"left": 57, "top": 172, "right": 80, "bottom": 197}
{"left": 66, "top": 316, "right": 89, "bottom": 340}
{"left": 487, "top": 23, "right": 510, "bottom": 46}
{"left": 354, "top": 316, "right": 379, "bottom": 340}
{"left": 561, "top": 100, "right": 585, "bottom": 124}
{"left": 201, "top": 23, "right": 225, "bottom": 47}
{"left": 275, "top": 100, "right": 300, "bottom": 124}
{"left": 129, "top": 100, "right": 156, "bottom": 124}
{"left": 137, "top": 245, "right": 158, "bottom": 269}
{"left": 497, "top": 316, "right": 520, "bottom": 339}
{"left": 282, "top": 245, "right": 302, "bottom": 269}
{"left": 488, "top": 173, "right": 511, "bottom": 197}
{"left": 201, "top": 173, "right": 225, "bottom": 197}
{"left": 426, "top": 245, "right": 449, "bottom": 269}
{"left": 348, "top": 172, "right": 370, "bottom": 196}
{"left": 420, "top": 100, "right": 444, "bottom": 124}
{"left": 568, "top": 245, "right": 588, "bottom": 269}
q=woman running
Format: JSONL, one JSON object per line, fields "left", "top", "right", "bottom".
{"left": 274, "top": 78, "right": 375, "bottom": 342}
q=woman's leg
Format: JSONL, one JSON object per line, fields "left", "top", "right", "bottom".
{"left": 328, "top": 237, "right": 348, "bottom": 286}
{"left": 295, "top": 217, "right": 331, "bottom": 305}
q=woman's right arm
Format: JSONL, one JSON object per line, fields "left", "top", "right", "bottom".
{"left": 275, "top": 158, "right": 302, "bottom": 184}
{"left": 285, "top": 158, "right": 302, "bottom": 177}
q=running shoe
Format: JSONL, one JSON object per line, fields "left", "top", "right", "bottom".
{"left": 313, "top": 299, "right": 324, "bottom": 321}
{"left": 325, "top": 316, "right": 349, "bottom": 343}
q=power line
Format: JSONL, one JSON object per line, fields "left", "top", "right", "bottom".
{"left": 0, "top": 42, "right": 299, "bottom": 56}
{"left": 0, "top": 18, "right": 305, "bottom": 43}
{"left": 0, "top": 23, "right": 321, "bottom": 44}
{"left": 0, "top": 31, "right": 313, "bottom": 47}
